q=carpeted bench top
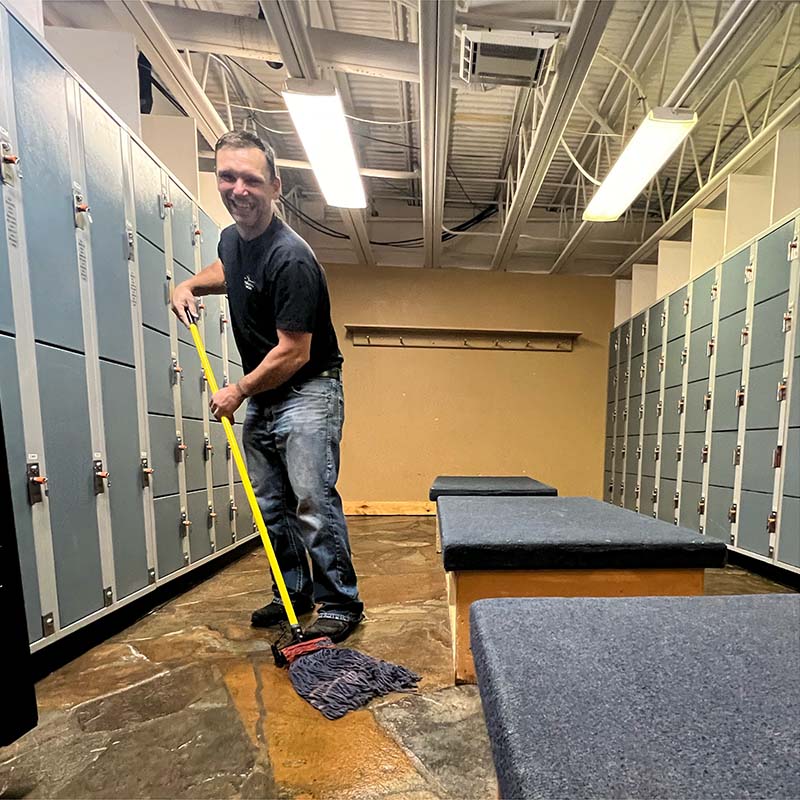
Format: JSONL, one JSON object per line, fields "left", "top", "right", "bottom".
{"left": 429, "top": 475, "right": 558, "bottom": 501}
{"left": 471, "top": 594, "right": 800, "bottom": 800}
{"left": 438, "top": 496, "right": 727, "bottom": 570}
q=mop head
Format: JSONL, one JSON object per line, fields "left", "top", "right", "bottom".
{"left": 278, "top": 637, "right": 421, "bottom": 720}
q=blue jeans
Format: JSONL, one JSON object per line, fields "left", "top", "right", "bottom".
{"left": 243, "top": 376, "right": 363, "bottom": 621}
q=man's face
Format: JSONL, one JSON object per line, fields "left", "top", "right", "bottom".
{"left": 216, "top": 146, "right": 280, "bottom": 229}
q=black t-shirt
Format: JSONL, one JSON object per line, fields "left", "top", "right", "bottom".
{"left": 217, "top": 216, "right": 342, "bottom": 395}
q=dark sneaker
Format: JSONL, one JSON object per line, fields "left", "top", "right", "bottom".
{"left": 251, "top": 599, "right": 314, "bottom": 628}
{"left": 302, "top": 615, "right": 363, "bottom": 644}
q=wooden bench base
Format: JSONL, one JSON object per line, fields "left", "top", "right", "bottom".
{"left": 448, "top": 568, "right": 705, "bottom": 684}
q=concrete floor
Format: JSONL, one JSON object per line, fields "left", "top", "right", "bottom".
{"left": 1, "top": 516, "right": 796, "bottom": 800}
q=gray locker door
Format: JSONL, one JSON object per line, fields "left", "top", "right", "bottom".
{"left": 175, "top": 262, "right": 195, "bottom": 346}
{"left": 99, "top": 361, "right": 148, "bottom": 599}
{"left": 716, "top": 310, "right": 746, "bottom": 376}
{"left": 603, "top": 472, "right": 613, "bottom": 503}
{"left": 605, "top": 401, "right": 616, "bottom": 437}
{"left": 81, "top": 91, "right": 134, "bottom": 367}
{"left": 187, "top": 488, "right": 213, "bottom": 562}
{"left": 660, "top": 433, "right": 680, "bottom": 480}
{"left": 631, "top": 312, "right": 646, "bottom": 357}
{"left": 131, "top": 143, "right": 164, "bottom": 249}
{"left": 170, "top": 181, "right": 195, "bottom": 269}
{"left": 178, "top": 339, "right": 205, "bottom": 420}
{"left": 148, "top": 414, "right": 180, "bottom": 498}
{"left": 687, "top": 325, "right": 712, "bottom": 384}
{"left": 746, "top": 362, "right": 784, "bottom": 430}
{"left": 138, "top": 235, "right": 170, "bottom": 335}
{"left": 619, "top": 322, "right": 631, "bottom": 367}
{"left": 629, "top": 353, "right": 644, "bottom": 398}
{"left": 750, "top": 292, "right": 788, "bottom": 369}
{"left": 182, "top": 418, "right": 207, "bottom": 493}
{"left": 620, "top": 366, "right": 630, "bottom": 399}
{"left": 719, "top": 249, "right": 750, "bottom": 320}
{"left": 706, "top": 486, "right": 733, "bottom": 544}
{"left": 203, "top": 296, "right": 224, "bottom": 358}
{"left": 679, "top": 481, "right": 702, "bottom": 531}
{"left": 608, "top": 329, "right": 619, "bottom": 368}
{"left": 691, "top": 269, "right": 715, "bottom": 331}
{"left": 36, "top": 343, "right": 103, "bottom": 626}
{"left": 682, "top": 432, "right": 705, "bottom": 484}
{"left": 641, "top": 434, "right": 658, "bottom": 477}
{"left": 639, "top": 476, "right": 655, "bottom": 517}
{"left": 198, "top": 209, "right": 220, "bottom": 268}
{"left": 712, "top": 371, "right": 742, "bottom": 431}
{"left": 213, "top": 485, "right": 234, "bottom": 548}
{"left": 234, "top": 482, "right": 252, "bottom": 534}
{"left": 737, "top": 490, "right": 773, "bottom": 557}
{"left": 741, "top": 428, "right": 778, "bottom": 494}
{"left": 657, "top": 479, "right": 677, "bottom": 523}
{"left": 645, "top": 347, "right": 661, "bottom": 393}
{"left": 626, "top": 433, "right": 639, "bottom": 475}
{"left": 664, "top": 336, "right": 685, "bottom": 389}
{"left": 11, "top": 21, "right": 84, "bottom": 352}
{"left": 790, "top": 357, "right": 800, "bottom": 428}
{"left": 153, "top": 494, "right": 183, "bottom": 578}
{"left": 624, "top": 479, "right": 637, "bottom": 511}
{"left": 142, "top": 327, "right": 174, "bottom": 416}
{"left": 708, "top": 431, "right": 738, "bottom": 488}
{"left": 209, "top": 354, "right": 225, "bottom": 390}
{"left": 643, "top": 391, "right": 660, "bottom": 436}
{"left": 782, "top": 427, "right": 799, "bottom": 498}
{"left": 210, "top": 421, "right": 229, "bottom": 487}
{"left": 755, "top": 219, "right": 794, "bottom": 304}
{"left": 667, "top": 287, "right": 688, "bottom": 342}
{"left": 0, "top": 182, "right": 14, "bottom": 334}
{"left": 0, "top": 335, "right": 42, "bottom": 640}
{"left": 615, "top": 432, "right": 626, "bottom": 476}
{"left": 648, "top": 301, "right": 665, "bottom": 350}
{"left": 685, "top": 380, "right": 708, "bottom": 433}
{"left": 777, "top": 497, "right": 799, "bottom": 567}
{"left": 607, "top": 367, "right": 618, "bottom": 403}
{"left": 233, "top": 423, "right": 245, "bottom": 481}
{"left": 662, "top": 385, "right": 682, "bottom": 434}
{"left": 604, "top": 439, "right": 615, "bottom": 472}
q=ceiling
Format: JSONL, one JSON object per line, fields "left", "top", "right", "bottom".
{"left": 44, "top": 0, "right": 800, "bottom": 274}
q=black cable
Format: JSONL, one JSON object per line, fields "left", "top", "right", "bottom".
{"left": 227, "top": 57, "right": 283, "bottom": 99}
{"left": 447, "top": 163, "right": 476, "bottom": 206}
{"left": 353, "top": 131, "right": 420, "bottom": 150}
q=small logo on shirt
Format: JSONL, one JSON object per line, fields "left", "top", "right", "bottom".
{"left": 244, "top": 274, "right": 255, "bottom": 291}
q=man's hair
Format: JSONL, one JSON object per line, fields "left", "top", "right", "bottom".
{"left": 214, "top": 131, "right": 277, "bottom": 181}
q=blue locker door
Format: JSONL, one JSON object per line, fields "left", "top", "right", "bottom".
{"left": 198, "top": 209, "right": 220, "bottom": 269}
{"left": 605, "top": 401, "right": 616, "bottom": 437}
{"left": 682, "top": 433, "right": 705, "bottom": 484}
{"left": 790, "top": 358, "right": 800, "bottom": 427}
{"left": 607, "top": 367, "right": 618, "bottom": 403}
{"left": 209, "top": 421, "right": 229, "bottom": 487}
{"left": 719, "top": 249, "right": 750, "bottom": 320}
{"left": 99, "top": 361, "right": 148, "bottom": 599}
{"left": 691, "top": 269, "right": 715, "bottom": 331}
{"left": 782, "top": 427, "right": 799, "bottom": 500}
{"left": 687, "top": 325, "right": 712, "bottom": 384}
{"left": 174, "top": 261, "right": 195, "bottom": 346}
{"left": 639, "top": 476, "right": 655, "bottom": 517}
{"left": 147, "top": 415, "right": 180, "bottom": 498}
{"left": 233, "top": 423, "right": 245, "bottom": 482}
{"left": 608, "top": 329, "right": 619, "bottom": 368}
{"left": 603, "top": 472, "right": 613, "bottom": 503}
{"left": 706, "top": 486, "right": 733, "bottom": 544}
{"left": 657, "top": 479, "right": 677, "bottom": 523}
{"left": 755, "top": 219, "right": 794, "bottom": 304}
{"left": 226, "top": 309, "right": 241, "bottom": 366}
{"left": 623, "top": 479, "right": 637, "bottom": 511}
{"left": 36, "top": 343, "right": 102, "bottom": 626}
{"left": 10, "top": 20, "right": 83, "bottom": 352}
{"left": 679, "top": 481, "right": 702, "bottom": 531}
{"left": 209, "top": 354, "right": 225, "bottom": 391}
{"left": 131, "top": 143, "right": 164, "bottom": 249}
{"left": 631, "top": 312, "right": 646, "bottom": 358}
{"left": 234, "top": 482, "right": 252, "bottom": 534}
{"left": 667, "top": 287, "right": 688, "bottom": 342}
{"left": 643, "top": 392, "right": 659, "bottom": 436}
{"left": 178, "top": 340, "right": 205, "bottom": 420}
{"left": 664, "top": 336, "right": 685, "bottom": 389}
{"left": 187, "top": 489, "right": 213, "bottom": 562}
{"left": 708, "top": 431, "right": 738, "bottom": 489}
{"left": 142, "top": 327, "right": 175, "bottom": 416}
{"left": 645, "top": 347, "right": 661, "bottom": 393}
{"left": 182, "top": 418, "right": 207, "bottom": 493}
{"left": 660, "top": 434, "right": 680, "bottom": 481}
{"left": 0, "top": 335, "right": 42, "bottom": 640}
{"left": 0, "top": 177, "right": 14, "bottom": 334}
{"left": 737, "top": 490, "right": 773, "bottom": 557}
{"left": 202, "top": 296, "right": 224, "bottom": 358}
{"left": 684, "top": 380, "right": 708, "bottom": 433}
{"left": 81, "top": 91, "right": 134, "bottom": 366}
{"left": 716, "top": 310, "right": 746, "bottom": 376}
{"left": 138, "top": 235, "right": 170, "bottom": 335}
{"left": 170, "top": 181, "right": 195, "bottom": 269}
{"left": 749, "top": 292, "right": 789, "bottom": 370}
{"left": 213, "top": 485, "right": 234, "bottom": 549}
{"left": 648, "top": 302, "right": 665, "bottom": 349}
{"left": 641, "top": 435, "right": 657, "bottom": 478}
{"left": 777, "top": 497, "right": 799, "bottom": 567}
{"left": 662, "top": 386, "right": 682, "bottom": 434}
{"left": 619, "top": 322, "right": 631, "bottom": 368}
{"left": 153, "top": 494, "right": 183, "bottom": 578}
{"left": 712, "top": 372, "right": 742, "bottom": 431}
{"left": 746, "top": 362, "right": 784, "bottom": 430}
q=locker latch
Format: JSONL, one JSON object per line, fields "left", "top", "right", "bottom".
{"left": 203, "top": 436, "right": 213, "bottom": 461}
{"left": 676, "top": 444, "right": 682, "bottom": 463}
{"left": 788, "top": 236, "right": 798, "bottom": 261}
{"left": 229, "top": 498, "right": 238, "bottom": 520}
{"left": 160, "top": 192, "right": 173, "bottom": 218}
{"left": 710, "top": 282, "right": 718, "bottom": 301}
{"left": 728, "top": 503, "right": 737, "bottom": 523}
{"left": 1, "top": 140, "right": 21, "bottom": 183}
{"left": 733, "top": 444, "right": 742, "bottom": 466}
{"left": 73, "top": 191, "right": 92, "bottom": 228}
{"left": 701, "top": 444, "right": 709, "bottom": 463}
{"left": 678, "top": 396, "right": 685, "bottom": 414}
{"left": 193, "top": 225, "right": 202, "bottom": 246}
{"left": 673, "top": 491, "right": 680, "bottom": 510}
{"left": 680, "top": 347, "right": 688, "bottom": 365}
{"left": 683, "top": 298, "right": 690, "bottom": 316}
{"left": 220, "top": 311, "right": 227, "bottom": 332}
{"left": 658, "top": 354, "right": 665, "bottom": 373}
{"left": 622, "top": 406, "right": 628, "bottom": 421}
{"left": 175, "top": 434, "right": 188, "bottom": 462}
{"left": 635, "top": 484, "right": 640, "bottom": 500}
{"left": 636, "top": 445, "right": 642, "bottom": 461}
{"left": 610, "top": 447, "right": 616, "bottom": 460}
{"left": 171, "top": 357, "right": 183, "bottom": 385}
{"left": 704, "top": 391, "right": 712, "bottom": 411}
{"left": 226, "top": 440, "right": 232, "bottom": 459}
{"left": 766, "top": 510, "right": 777, "bottom": 534}
{"left": 148, "top": 568, "right": 156, "bottom": 585}
{"left": 26, "top": 462, "right": 47, "bottom": 505}
{"left": 180, "top": 510, "right": 191, "bottom": 537}
{"left": 621, "top": 446, "right": 627, "bottom": 460}
{"left": 638, "top": 404, "right": 644, "bottom": 420}
{"left": 660, "top": 311, "right": 667, "bottom": 328}
{"left": 706, "top": 338, "right": 715, "bottom": 357}
{"left": 613, "top": 336, "right": 619, "bottom": 352}
{"left": 641, "top": 321, "right": 647, "bottom": 338}
{"left": 41, "top": 613, "right": 55, "bottom": 637}
{"left": 208, "top": 504, "right": 217, "bottom": 523}
{"left": 93, "top": 459, "right": 110, "bottom": 494}
{"left": 612, "top": 373, "right": 618, "bottom": 387}
{"left": 657, "top": 400, "right": 663, "bottom": 417}
{"left": 772, "top": 445, "right": 782, "bottom": 469}
{"left": 623, "top": 369, "right": 630, "bottom": 385}
{"left": 777, "top": 378, "right": 788, "bottom": 402}
{"left": 740, "top": 326, "right": 749, "bottom": 346}
{"left": 639, "top": 362, "right": 646, "bottom": 379}
{"left": 744, "top": 263, "right": 754, "bottom": 283}
{"left": 735, "top": 386, "right": 746, "bottom": 407}
{"left": 612, "top": 409, "right": 617, "bottom": 422}
{"left": 141, "top": 457, "right": 154, "bottom": 487}
{"left": 654, "top": 444, "right": 661, "bottom": 461}
{"left": 697, "top": 496, "right": 706, "bottom": 515}
{"left": 625, "top": 331, "right": 630, "bottom": 346}
{"left": 651, "top": 487, "right": 658, "bottom": 502}
{"left": 103, "top": 587, "right": 113, "bottom": 607}
{"left": 607, "top": 481, "right": 614, "bottom": 496}
{"left": 125, "top": 222, "right": 136, "bottom": 262}
{"left": 782, "top": 309, "right": 792, "bottom": 333}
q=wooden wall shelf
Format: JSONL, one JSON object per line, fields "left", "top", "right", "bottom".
{"left": 344, "top": 324, "right": 582, "bottom": 352}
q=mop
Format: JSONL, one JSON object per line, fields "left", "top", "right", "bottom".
{"left": 188, "top": 319, "right": 420, "bottom": 719}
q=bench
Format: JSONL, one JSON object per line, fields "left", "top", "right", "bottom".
{"left": 471, "top": 595, "right": 800, "bottom": 800}
{"left": 439, "top": 495, "right": 727, "bottom": 682}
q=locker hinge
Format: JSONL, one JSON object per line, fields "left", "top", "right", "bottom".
{"left": 203, "top": 436, "right": 213, "bottom": 461}
{"left": 728, "top": 503, "right": 737, "bottom": 523}
{"left": 678, "top": 396, "right": 685, "bottom": 414}
{"left": 660, "top": 310, "right": 667, "bottom": 328}
{"left": 639, "top": 363, "right": 646, "bottom": 380}
{"left": 654, "top": 444, "right": 661, "bottom": 461}
{"left": 676, "top": 444, "right": 682, "bottom": 463}
{"left": 735, "top": 386, "right": 746, "bottom": 407}
{"left": 697, "top": 496, "right": 706, "bottom": 515}
{"left": 772, "top": 445, "right": 782, "bottom": 469}
{"left": 612, "top": 409, "right": 617, "bottom": 422}
{"left": 208, "top": 504, "right": 217, "bottom": 525}
{"left": 706, "top": 338, "right": 715, "bottom": 357}
{"left": 607, "top": 480, "right": 614, "bottom": 496}
{"left": 710, "top": 282, "right": 718, "bottom": 301}
{"left": 141, "top": 456, "right": 154, "bottom": 488}
{"left": 622, "top": 406, "right": 628, "bottom": 421}
{"left": 93, "top": 459, "right": 110, "bottom": 494}
{"left": 171, "top": 357, "right": 183, "bottom": 385}
{"left": 192, "top": 224, "right": 202, "bottom": 246}
{"left": 175, "top": 434, "right": 187, "bottom": 462}
{"left": 620, "top": 447, "right": 627, "bottom": 460}
{"left": 766, "top": 510, "right": 778, "bottom": 535}
{"left": 733, "top": 444, "right": 742, "bottom": 466}
{"left": 148, "top": 567, "right": 156, "bottom": 585}
{"left": 610, "top": 447, "right": 616, "bottom": 460}
{"left": 638, "top": 404, "right": 644, "bottom": 420}
{"left": 704, "top": 391, "right": 712, "bottom": 411}
{"left": 623, "top": 369, "right": 630, "bottom": 385}
{"left": 160, "top": 192, "right": 172, "bottom": 219}
{"left": 658, "top": 354, "right": 665, "bottom": 373}
{"left": 683, "top": 297, "right": 690, "bottom": 316}
{"left": 740, "top": 325, "right": 749, "bottom": 346}
{"left": 26, "top": 461, "right": 47, "bottom": 504}
{"left": 41, "top": 613, "right": 55, "bottom": 637}
{"left": 641, "top": 321, "right": 647, "bottom": 338}
{"left": 701, "top": 444, "right": 709, "bottom": 463}
{"left": 625, "top": 331, "right": 630, "bottom": 346}
{"left": 230, "top": 498, "right": 238, "bottom": 521}
{"left": 656, "top": 400, "right": 663, "bottom": 417}
{"left": 680, "top": 347, "right": 688, "bottom": 365}
{"left": 180, "top": 511, "right": 191, "bottom": 538}
{"left": 651, "top": 486, "right": 658, "bottom": 503}
{"left": 220, "top": 310, "right": 227, "bottom": 332}
{"left": 103, "top": 586, "right": 113, "bottom": 607}
{"left": 125, "top": 221, "right": 136, "bottom": 261}
{"left": 788, "top": 236, "right": 798, "bottom": 261}
{"left": 673, "top": 491, "right": 680, "bottom": 510}
{"left": 614, "top": 336, "right": 619, "bottom": 352}
{"left": 0, "top": 139, "right": 22, "bottom": 184}
{"left": 744, "top": 263, "right": 754, "bottom": 283}
{"left": 634, "top": 484, "right": 640, "bottom": 500}
{"left": 777, "top": 378, "right": 788, "bottom": 402}
{"left": 782, "top": 309, "right": 793, "bottom": 333}
{"left": 635, "top": 445, "right": 642, "bottom": 461}
{"left": 183, "top": 552, "right": 190, "bottom": 565}
{"left": 226, "top": 440, "right": 232, "bottom": 459}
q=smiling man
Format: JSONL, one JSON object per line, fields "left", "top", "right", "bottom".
{"left": 170, "top": 131, "right": 363, "bottom": 643}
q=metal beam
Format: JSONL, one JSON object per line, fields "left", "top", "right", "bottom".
{"left": 260, "top": 0, "right": 375, "bottom": 266}
{"left": 490, "top": 0, "right": 612, "bottom": 270}
{"left": 418, "top": 0, "right": 456, "bottom": 268}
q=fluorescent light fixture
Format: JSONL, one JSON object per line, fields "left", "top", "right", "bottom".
{"left": 282, "top": 79, "right": 366, "bottom": 209}
{"left": 583, "top": 107, "right": 697, "bottom": 222}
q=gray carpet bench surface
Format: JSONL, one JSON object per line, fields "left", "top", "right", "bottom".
{"left": 429, "top": 475, "right": 558, "bottom": 501}
{"left": 438, "top": 496, "right": 727, "bottom": 571}
{"left": 471, "top": 595, "right": 800, "bottom": 800}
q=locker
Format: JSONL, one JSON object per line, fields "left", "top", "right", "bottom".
{"left": 0, "top": 182, "right": 13, "bottom": 334}
{"left": 664, "top": 336, "right": 685, "bottom": 389}
{"left": 169, "top": 180, "right": 195, "bottom": 270}
{"left": 99, "top": 361, "right": 148, "bottom": 600}
{"left": 678, "top": 481, "right": 702, "bottom": 531}
{"left": 645, "top": 346, "right": 662, "bottom": 393}
{"left": 682, "top": 432, "right": 705, "bottom": 484}
{"left": 178, "top": 339, "right": 205, "bottom": 421}
{"left": 203, "top": 295, "right": 224, "bottom": 358}
{"left": 209, "top": 421, "right": 229, "bottom": 487}
{"left": 615, "top": 433, "right": 626, "bottom": 475}
{"left": 175, "top": 262, "right": 195, "bottom": 346}
{"left": 690, "top": 268, "right": 715, "bottom": 331}
{"left": 11, "top": 20, "right": 84, "bottom": 352}
{"left": 687, "top": 324, "right": 712, "bottom": 383}
{"left": 36, "top": 343, "right": 103, "bottom": 627}
{"left": 737, "top": 490, "right": 773, "bottom": 557}
{"left": 667, "top": 286, "right": 688, "bottom": 342}
{"left": 648, "top": 301, "right": 665, "bottom": 350}
{"left": 198, "top": 209, "right": 220, "bottom": 268}
{"left": 187, "top": 488, "right": 213, "bottom": 562}
{"left": 607, "top": 367, "right": 618, "bottom": 403}
{"left": 631, "top": 312, "right": 646, "bottom": 358}
{"left": 234, "top": 482, "right": 252, "bottom": 534}
{"left": 153, "top": 494, "right": 183, "bottom": 578}
{"left": 639, "top": 476, "right": 655, "bottom": 516}
{"left": 657, "top": 479, "right": 677, "bottom": 523}
{"left": 608, "top": 330, "right": 618, "bottom": 368}
{"left": 745, "top": 362, "right": 784, "bottom": 430}
{"left": 782, "top": 427, "right": 799, "bottom": 498}
{"left": 711, "top": 371, "right": 742, "bottom": 431}
{"left": 131, "top": 142, "right": 164, "bottom": 250}
{"left": 741, "top": 429, "right": 778, "bottom": 494}
{"left": 629, "top": 353, "right": 644, "bottom": 398}
{"left": 749, "top": 291, "right": 789, "bottom": 369}
{"left": 623, "top": 479, "right": 637, "bottom": 510}
{"left": 605, "top": 401, "right": 616, "bottom": 436}
{"left": 719, "top": 248, "right": 750, "bottom": 320}
{"left": 708, "top": 431, "right": 738, "bottom": 488}
{"left": 626, "top": 433, "right": 639, "bottom": 475}
{"left": 715, "top": 310, "right": 746, "bottom": 376}
{"left": 777, "top": 497, "right": 799, "bottom": 567}
{"left": 213, "top": 485, "right": 235, "bottom": 548}
{"left": 643, "top": 391, "right": 660, "bottom": 436}
{"left": 662, "top": 385, "right": 682, "bottom": 434}
{"left": 138, "top": 235, "right": 170, "bottom": 335}
{"left": 147, "top": 414, "right": 180, "bottom": 498}
{"left": 604, "top": 439, "right": 615, "bottom": 472}
{"left": 620, "top": 366, "right": 630, "bottom": 398}
{"left": 660, "top": 433, "right": 680, "bottom": 480}
{"left": 142, "top": 327, "right": 175, "bottom": 417}
{"left": 619, "top": 321, "right": 631, "bottom": 368}
{"left": 0, "top": 335, "right": 42, "bottom": 640}
{"left": 603, "top": 472, "right": 613, "bottom": 503}
{"left": 706, "top": 486, "right": 734, "bottom": 544}
{"left": 685, "top": 379, "right": 708, "bottom": 433}
{"left": 617, "top": 479, "right": 626, "bottom": 508}
{"left": 233, "top": 423, "right": 246, "bottom": 481}
{"left": 641, "top": 434, "right": 658, "bottom": 477}
{"left": 754, "top": 219, "right": 794, "bottom": 304}
{"left": 790, "top": 357, "right": 800, "bottom": 428}
{"left": 182, "top": 418, "right": 207, "bottom": 493}
{"left": 81, "top": 90, "right": 134, "bottom": 367}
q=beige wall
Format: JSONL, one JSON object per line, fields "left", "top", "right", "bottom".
{"left": 325, "top": 265, "right": 615, "bottom": 503}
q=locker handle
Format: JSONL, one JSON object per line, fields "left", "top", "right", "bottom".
{"left": 701, "top": 444, "right": 709, "bottom": 463}
{"left": 783, "top": 311, "right": 792, "bottom": 333}
{"left": 772, "top": 446, "right": 782, "bottom": 469}
{"left": 2, "top": 153, "right": 19, "bottom": 164}
{"left": 706, "top": 339, "right": 715, "bottom": 357}
{"left": 697, "top": 497, "right": 706, "bottom": 515}
{"left": 163, "top": 200, "right": 174, "bottom": 209}
{"left": 766, "top": 511, "right": 777, "bottom": 534}
{"left": 735, "top": 387, "right": 745, "bottom": 407}
{"left": 31, "top": 476, "right": 47, "bottom": 484}
{"left": 733, "top": 444, "right": 742, "bottom": 466}
{"left": 740, "top": 326, "right": 749, "bottom": 346}
{"left": 777, "top": 379, "right": 788, "bottom": 402}
{"left": 704, "top": 391, "right": 712, "bottom": 411}
{"left": 728, "top": 503, "right": 737, "bottom": 523}
{"left": 680, "top": 347, "right": 688, "bottom": 365}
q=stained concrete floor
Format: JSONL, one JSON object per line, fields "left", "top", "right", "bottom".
{"left": 1, "top": 516, "right": 796, "bottom": 800}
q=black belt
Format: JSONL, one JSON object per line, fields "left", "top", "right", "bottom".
{"left": 315, "top": 368, "right": 341, "bottom": 380}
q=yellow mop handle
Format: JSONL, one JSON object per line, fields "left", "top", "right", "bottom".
{"left": 188, "top": 321, "right": 299, "bottom": 628}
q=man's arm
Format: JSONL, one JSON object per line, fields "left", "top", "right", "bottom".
{"left": 171, "top": 259, "right": 226, "bottom": 327}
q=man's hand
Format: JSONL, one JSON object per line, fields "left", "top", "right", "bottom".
{"left": 210, "top": 384, "right": 245, "bottom": 422}
{"left": 171, "top": 282, "right": 198, "bottom": 328}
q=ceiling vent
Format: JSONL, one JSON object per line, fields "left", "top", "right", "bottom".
{"left": 459, "top": 27, "right": 558, "bottom": 87}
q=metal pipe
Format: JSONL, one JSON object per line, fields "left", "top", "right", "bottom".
{"left": 762, "top": 3, "right": 797, "bottom": 128}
